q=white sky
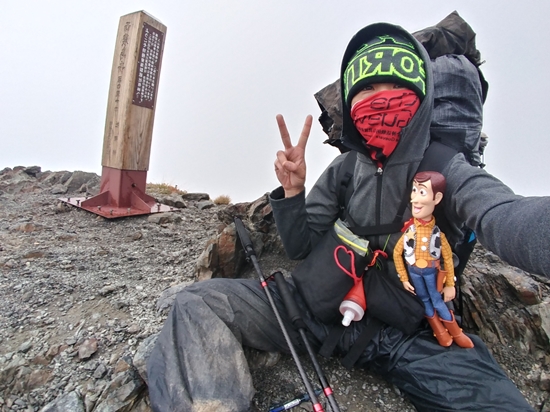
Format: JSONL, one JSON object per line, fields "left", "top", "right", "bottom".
{"left": 2, "top": 1, "right": 549, "bottom": 203}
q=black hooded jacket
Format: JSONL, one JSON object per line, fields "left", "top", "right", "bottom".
{"left": 270, "top": 22, "right": 550, "bottom": 279}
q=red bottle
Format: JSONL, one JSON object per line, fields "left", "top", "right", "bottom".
{"left": 339, "top": 279, "right": 366, "bottom": 326}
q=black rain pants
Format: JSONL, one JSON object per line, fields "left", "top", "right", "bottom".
{"left": 147, "top": 278, "right": 534, "bottom": 412}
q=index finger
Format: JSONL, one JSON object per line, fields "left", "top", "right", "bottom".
{"left": 297, "top": 115, "right": 312, "bottom": 150}
{"left": 276, "top": 114, "right": 293, "bottom": 150}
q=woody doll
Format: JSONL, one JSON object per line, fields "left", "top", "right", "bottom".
{"left": 394, "top": 171, "right": 474, "bottom": 348}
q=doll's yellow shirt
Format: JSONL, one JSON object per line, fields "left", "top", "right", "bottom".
{"left": 393, "top": 218, "right": 455, "bottom": 287}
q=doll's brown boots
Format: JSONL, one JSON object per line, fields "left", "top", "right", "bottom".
{"left": 426, "top": 311, "right": 474, "bottom": 348}
{"left": 425, "top": 314, "right": 452, "bottom": 346}
{"left": 440, "top": 311, "right": 474, "bottom": 348}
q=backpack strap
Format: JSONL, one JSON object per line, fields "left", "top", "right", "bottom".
{"left": 318, "top": 316, "right": 384, "bottom": 371}
{"left": 453, "top": 228, "right": 477, "bottom": 317}
{"left": 336, "top": 150, "right": 357, "bottom": 220}
{"left": 417, "top": 140, "right": 460, "bottom": 173}
{"left": 340, "top": 317, "right": 384, "bottom": 370}
{"left": 319, "top": 324, "right": 346, "bottom": 359}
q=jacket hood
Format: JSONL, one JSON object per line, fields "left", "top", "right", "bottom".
{"left": 339, "top": 23, "right": 434, "bottom": 165}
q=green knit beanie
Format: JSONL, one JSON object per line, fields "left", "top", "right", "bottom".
{"left": 343, "top": 34, "right": 426, "bottom": 107}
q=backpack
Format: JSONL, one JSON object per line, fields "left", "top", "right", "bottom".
{"left": 315, "top": 10, "right": 489, "bottom": 158}
{"left": 313, "top": 11, "right": 488, "bottom": 368}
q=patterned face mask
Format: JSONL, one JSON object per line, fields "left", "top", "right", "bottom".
{"left": 350, "top": 89, "right": 420, "bottom": 164}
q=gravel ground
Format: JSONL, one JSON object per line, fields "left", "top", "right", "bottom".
{"left": 0, "top": 176, "right": 548, "bottom": 411}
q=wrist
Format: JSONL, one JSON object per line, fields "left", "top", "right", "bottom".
{"left": 284, "top": 187, "right": 305, "bottom": 198}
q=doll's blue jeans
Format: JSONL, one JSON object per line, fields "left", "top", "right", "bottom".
{"left": 407, "top": 265, "right": 452, "bottom": 321}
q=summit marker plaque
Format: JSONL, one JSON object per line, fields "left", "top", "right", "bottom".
{"left": 102, "top": 11, "right": 166, "bottom": 171}
{"left": 60, "top": 11, "right": 171, "bottom": 218}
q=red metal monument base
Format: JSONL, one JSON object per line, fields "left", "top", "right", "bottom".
{"left": 60, "top": 166, "right": 174, "bottom": 218}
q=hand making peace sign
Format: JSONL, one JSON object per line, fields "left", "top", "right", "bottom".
{"left": 274, "top": 114, "right": 312, "bottom": 198}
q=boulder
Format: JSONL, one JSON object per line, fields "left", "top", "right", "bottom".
{"left": 39, "top": 391, "right": 84, "bottom": 412}
{"left": 181, "top": 192, "right": 210, "bottom": 201}
{"left": 195, "top": 194, "right": 292, "bottom": 281}
{"left": 94, "top": 367, "right": 146, "bottom": 412}
{"left": 462, "top": 252, "right": 550, "bottom": 355}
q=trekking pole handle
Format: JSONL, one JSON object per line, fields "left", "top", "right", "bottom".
{"left": 273, "top": 271, "right": 307, "bottom": 330}
{"left": 234, "top": 217, "right": 255, "bottom": 258}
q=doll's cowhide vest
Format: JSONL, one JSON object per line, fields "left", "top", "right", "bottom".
{"left": 403, "top": 223, "right": 442, "bottom": 266}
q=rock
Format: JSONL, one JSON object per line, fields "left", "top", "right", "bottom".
{"left": 55, "top": 202, "right": 72, "bottom": 213}
{"left": 244, "top": 348, "right": 281, "bottom": 370}
{"left": 64, "top": 171, "right": 99, "bottom": 194}
{"left": 26, "top": 369, "right": 53, "bottom": 390}
{"left": 130, "top": 395, "right": 152, "bottom": 412}
{"left": 78, "top": 174, "right": 101, "bottom": 195}
{"left": 114, "top": 356, "right": 133, "bottom": 375}
{"left": 23, "top": 166, "right": 41, "bottom": 177}
{"left": 51, "top": 184, "right": 68, "bottom": 195}
{"left": 39, "top": 391, "right": 84, "bottom": 412}
{"left": 130, "top": 232, "right": 143, "bottom": 241}
{"left": 157, "top": 193, "right": 187, "bottom": 209}
{"left": 0, "top": 168, "right": 35, "bottom": 194}
{"left": 17, "top": 340, "right": 33, "bottom": 353}
{"left": 196, "top": 195, "right": 286, "bottom": 283}
{"left": 3, "top": 258, "right": 18, "bottom": 268}
{"left": 22, "top": 250, "right": 45, "bottom": 259}
{"left": 197, "top": 200, "right": 215, "bottom": 210}
{"left": 195, "top": 239, "right": 217, "bottom": 281}
{"left": 94, "top": 367, "right": 146, "bottom": 412}
{"left": 540, "top": 371, "right": 550, "bottom": 391}
{"left": 40, "top": 170, "right": 72, "bottom": 186}
{"left": 181, "top": 192, "right": 210, "bottom": 201}
{"left": 31, "top": 355, "right": 50, "bottom": 366}
{"left": 215, "top": 223, "right": 240, "bottom": 277}
{"left": 94, "top": 363, "right": 108, "bottom": 379}
{"left": 462, "top": 255, "right": 550, "bottom": 356}
{"left": 501, "top": 268, "right": 542, "bottom": 306}
{"left": 248, "top": 194, "right": 273, "bottom": 230}
{"left": 78, "top": 338, "right": 98, "bottom": 360}
{"left": 146, "top": 212, "right": 182, "bottom": 225}
{"left": 133, "top": 334, "right": 158, "bottom": 384}
{"left": 99, "top": 284, "right": 125, "bottom": 296}
{"left": 84, "top": 392, "right": 99, "bottom": 412}
{"left": 0, "top": 355, "right": 27, "bottom": 393}
{"left": 66, "top": 337, "right": 77, "bottom": 346}
{"left": 22, "top": 289, "right": 34, "bottom": 302}
{"left": 17, "top": 222, "right": 40, "bottom": 232}
{"left": 217, "top": 202, "right": 250, "bottom": 225}
{"left": 195, "top": 222, "right": 247, "bottom": 281}
{"left": 527, "top": 301, "right": 550, "bottom": 348}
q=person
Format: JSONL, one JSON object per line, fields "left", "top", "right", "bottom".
{"left": 393, "top": 171, "right": 473, "bottom": 348}
{"left": 147, "top": 22, "right": 549, "bottom": 412}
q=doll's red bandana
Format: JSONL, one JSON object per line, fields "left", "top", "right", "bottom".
{"left": 350, "top": 90, "right": 420, "bottom": 164}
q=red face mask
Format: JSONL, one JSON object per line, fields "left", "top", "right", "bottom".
{"left": 350, "top": 89, "right": 420, "bottom": 164}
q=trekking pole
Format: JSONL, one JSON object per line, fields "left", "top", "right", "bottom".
{"left": 234, "top": 217, "right": 324, "bottom": 412}
{"left": 273, "top": 272, "right": 341, "bottom": 412}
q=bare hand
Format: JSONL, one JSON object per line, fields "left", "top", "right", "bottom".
{"left": 403, "top": 281, "right": 416, "bottom": 294}
{"left": 442, "top": 286, "right": 456, "bottom": 302}
{"left": 274, "top": 114, "right": 312, "bottom": 198}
